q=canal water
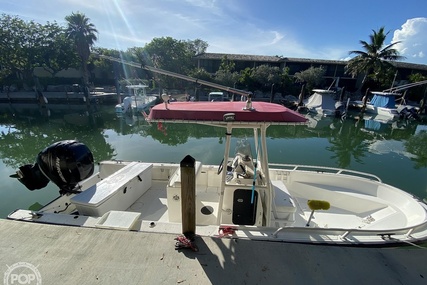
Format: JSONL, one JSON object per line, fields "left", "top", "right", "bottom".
{"left": 1, "top": 102, "right": 427, "bottom": 218}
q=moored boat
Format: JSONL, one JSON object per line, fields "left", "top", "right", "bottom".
{"left": 303, "top": 89, "right": 345, "bottom": 117}
{"left": 8, "top": 100, "right": 427, "bottom": 246}
{"left": 350, "top": 91, "right": 420, "bottom": 121}
{"left": 115, "top": 84, "right": 158, "bottom": 114}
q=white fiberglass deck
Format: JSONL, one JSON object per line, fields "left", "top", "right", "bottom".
{"left": 125, "top": 173, "right": 419, "bottom": 231}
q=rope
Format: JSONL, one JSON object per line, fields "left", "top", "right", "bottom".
{"left": 251, "top": 135, "right": 261, "bottom": 204}
{"left": 174, "top": 235, "right": 198, "bottom": 252}
{"left": 218, "top": 226, "right": 237, "bottom": 238}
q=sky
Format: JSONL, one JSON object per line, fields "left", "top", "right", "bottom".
{"left": 2, "top": 0, "right": 427, "bottom": 65}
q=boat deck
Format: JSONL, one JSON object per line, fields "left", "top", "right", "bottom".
{"left": 129, "top": 181, "right": 169, "bottom": 222}
{"left": 123, "top": 174, "right": 413, "bottom": 228}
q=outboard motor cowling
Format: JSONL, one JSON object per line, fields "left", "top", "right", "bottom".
{"left": 11, "top": 140, "right": 94, "bottom": 194}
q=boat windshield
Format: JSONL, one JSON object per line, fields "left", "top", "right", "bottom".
{"left": 234, "top": 138, "right": 253, "bottom": 159}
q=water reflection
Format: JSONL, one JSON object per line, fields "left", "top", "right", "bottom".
{"left": 1, "top": 103, "right": 426, "bottom": 170}
{"left": 405, "top": 127, "right": 427, "bottom": 169}
{"left": 0, "top": 103, "right": 115, "bottom": 168}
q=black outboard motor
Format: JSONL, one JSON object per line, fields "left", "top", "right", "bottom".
{"left": 10, "top": 140, "right": 94, "bottom": 194}
{"left": 399, "top": 107, "right": 421, "bottom": 121}
{"left": 334, "top": 101, "right": 348, "bottom": 119}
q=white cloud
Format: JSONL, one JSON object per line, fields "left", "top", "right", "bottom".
{"left": 368, "top": 140, "right": 416, "bottom": 159}
{"left": 268, "top": 31, "right": 284, "bottom": 45}
{"left": 392, "top": 18, "right": 427, "bottom": 64}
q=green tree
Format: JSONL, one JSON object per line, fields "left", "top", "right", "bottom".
{"left": 91, "top": 47, "right": 128, "bottom": 86}
{"left": 0, "top": 14, "right": 19, "bottom": 85}
{"left": 345, "top": 27, "right": 404, "bottom": 91}
{"left": 39, "top": 22, "right": 79, "bottom": 78}
{"left": 0, "top": 14, "right": 76, "bottom": 89}
{"left": 251, "top": 65, "right": 282, "bottom": 91}
{"left": 65, "top": 12, "right": 98, "bottom": 87}
{"left": 126, "top": 46, "right": 156, "bottom": 82}
{"left": 143, "top": 37, "right": 194, "bottom": 73}
{"left": 280, "top": 66, "right": 296, "bottom": 94}
{"left": 239, "top": 67, "right": 255, "bottom": 90}
{"left": 186, "top": 38, "right": 208, "bottom": 56}
{"left": 215, "top": 56, "right": 239, "bottom": 87}
{"left": 409, "top": 73, "right": 427, "bottom": 83}
{"left": 408, "top": 72, "right": 427, "bottom": 105}
{"left": 188, "top": 68, "right": 213, "bottom": 81}
{"left": 92, "top": 48, "right": 119, "bottom": 77}
{"left": 141, "top": 37, "right": 206, "bottom": 88}
{"left": 294, "top": 66, "right": 326, "bottom": 91}
{"left": 218, "top": 55, "right": 235, "bottom": 73}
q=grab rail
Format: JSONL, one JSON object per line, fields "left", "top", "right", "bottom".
{"left": 271, "top": 220, "right": 427, "bottom": 242}
{"left": 268, "top": 163, "right": 382, "bottom": 183}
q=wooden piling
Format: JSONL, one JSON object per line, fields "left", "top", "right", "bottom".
{"left": 419, "top": 87, "right": 427, "bottom": 114}
{"left": 180, "top": 155, "right": 196, "bottom": 239}
{"left": 339, "top": 86, "right": 345, "bottom": 102}
{"left": 361, "top": 88, "right": 370, "bottom": 112}
{"left": 297, "top": 84, "right": 305, "bottom": 107}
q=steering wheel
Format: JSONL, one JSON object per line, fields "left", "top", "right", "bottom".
{"left": 217, "top": 158, "right": 224, "bottom": 175}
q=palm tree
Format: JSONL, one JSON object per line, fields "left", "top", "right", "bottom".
{"left": 65, "top": 12, "right": 98, "bottom": 87}
{"left": 346, "top": 27, "right": 404, "bottom": 91}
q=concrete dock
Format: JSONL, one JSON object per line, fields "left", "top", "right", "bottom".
{"left": 1, "top": 219, "right": 426, "bottom": 285}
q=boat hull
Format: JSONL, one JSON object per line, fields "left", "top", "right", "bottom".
{"left": 9, "top": 161, "right": 427, "bottom": 246}
{"left": 115, "top": 95, "right": 157, "bottom": 114}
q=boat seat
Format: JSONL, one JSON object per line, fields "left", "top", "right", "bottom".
{"left": 271, "top": 180, "right": 296, "bottom": 223}
{"left": 70, "top": 162, "right": 153, "bottom": 216}
{"left": 168, "top": 161, "right": 202, "bottom": 187}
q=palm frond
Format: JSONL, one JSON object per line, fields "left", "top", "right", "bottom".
{"left": 345, "top": 27, "right": 403, "bottom": 85}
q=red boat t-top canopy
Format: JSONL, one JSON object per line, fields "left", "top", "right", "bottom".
{"left": 147, "top": 101, "right": 307, "bottom": 126}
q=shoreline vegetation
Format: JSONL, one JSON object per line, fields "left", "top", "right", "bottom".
{"left": 1, "top": 13, "right": 427, "bottom": 106}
